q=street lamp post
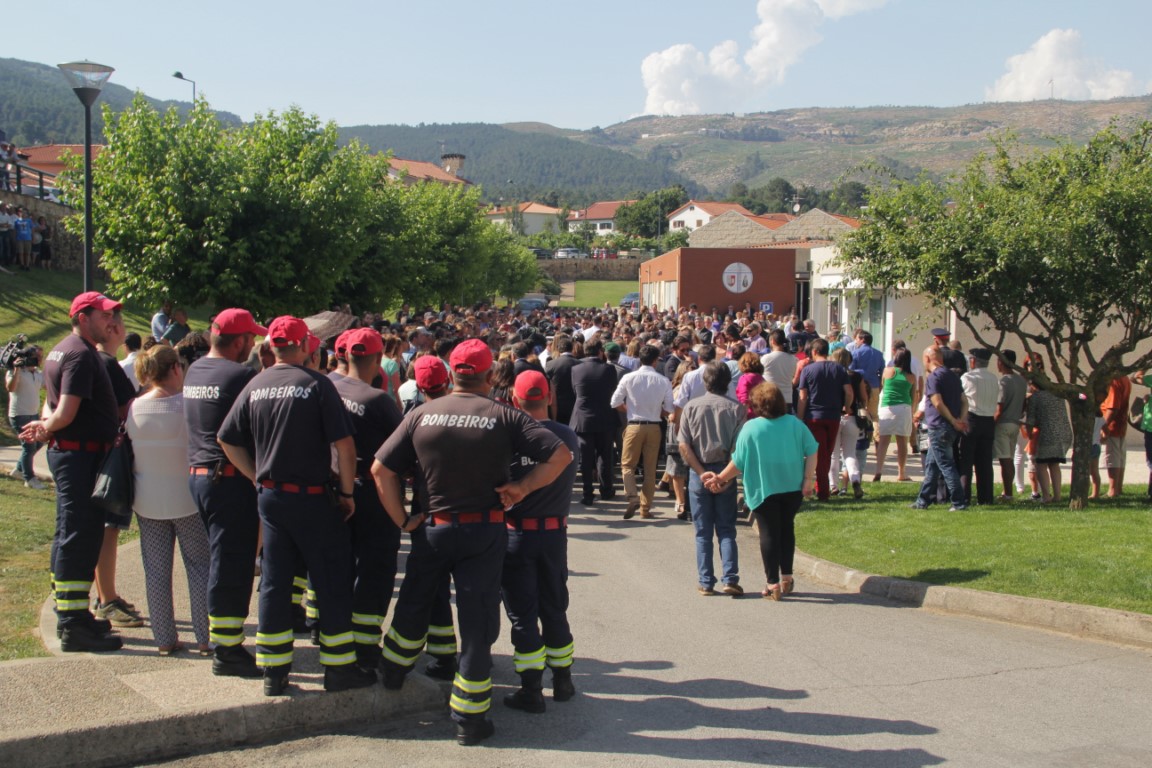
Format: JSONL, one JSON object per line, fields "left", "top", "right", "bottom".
{"left": 58, "top": 60, "right": 114, "bottom": 293}
{"left": 172, "top": 71, "right": 196, "bottom": 100}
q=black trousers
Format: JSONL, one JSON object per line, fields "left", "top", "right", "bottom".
{"left": 751, "top": 491, "right": 804, "bottom": 584}
{"left": 349, "top": 481, "right": 401, "bottom": 665}
{"left": 189, "top": 472, "right": 259, "bottom": 647}
{"left": 382, "top": 519, "right": 506, "bottom": 723}
{"left": 48, "top": 448, "right": 105, "bottom": 628}
{"left": 960, "top": 415, "right": 996, "bottom": 505}
{"left": 255, "top": 487, "right": 354, "bottom": 672}
{"left": 501, "top": 527, "right": 574, "bottom": 677}
{"left": 577, "top": 429, "right": 616, "bottom": 500}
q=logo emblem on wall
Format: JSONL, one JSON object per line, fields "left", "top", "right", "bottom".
{"left": 721, "top": 262, "right": 753, "bottom": 294}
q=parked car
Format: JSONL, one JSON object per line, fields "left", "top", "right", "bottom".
{"left": 528, "top": 247, "right": 551, "bottom": 260}
{"left": 592, "top": 248, "right": 618, "bottom": 259}
{"left": 619, "top": 291, "right": 640, "bottom": 307}
{"left": 554, "top": 247, "right": 580, "bottom": 259}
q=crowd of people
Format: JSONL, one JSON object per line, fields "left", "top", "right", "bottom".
{"left": 0, "top": 203, "right": 53, "bottom": 272}
{"left": 13, "top": 290, "right": 1151, "bottom": 747}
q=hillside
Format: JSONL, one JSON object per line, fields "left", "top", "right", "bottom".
{"left": 337, "top": 122, "right": 698, "bottom": 207}
{"left": 0, "top": 57, "right": 241, "bottom": 145}
{"left": 579, "top": 98, "right": 1152, "bottom": 191}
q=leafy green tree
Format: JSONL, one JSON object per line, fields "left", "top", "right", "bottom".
{"left": 838, "top": 123, "right": 1152, "bottom": 509}
{"left": 66, "top": 94, "right": 371, "bottom": 317}
{"left": 614, "top": 186, "right": 689, "bottom": 238}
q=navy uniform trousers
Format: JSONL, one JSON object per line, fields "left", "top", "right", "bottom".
{"left": 189, "top": 471, "right": 259, "bottom": 648}
{"left": 382, "top": 517, "right": 505, "bottom": 723}
{"left": 255, "top": 487, "right": 355, "bottom": 673}
{"left": 48, "top": 447, "right": 106, "bottom": 628}
{"left": 501, "top": 523, "right": 574, "bottom": 678}
{"left": 349, "top": 480, "right": 402, "bottom": 666}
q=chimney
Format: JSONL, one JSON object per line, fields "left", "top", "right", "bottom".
{"left": 441, "top": 153, "right": 465, "bottom": 176}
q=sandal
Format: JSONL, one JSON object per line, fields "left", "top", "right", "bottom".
{"left": 158, "top": 642, "right": 185, "bottom": 656}
{"left": 762, "top": 584, "right": 781, "bottom": 601}
{"left": 780, "top": 577, "right": 795, "bottom": 597}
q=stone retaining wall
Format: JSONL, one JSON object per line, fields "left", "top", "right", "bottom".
{"left": 537, "top": 258, "right": 642, "bottom": 282}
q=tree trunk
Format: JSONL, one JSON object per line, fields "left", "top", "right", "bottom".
{"left": 1067, "top": 396, "right": 1096, "bottom": 510}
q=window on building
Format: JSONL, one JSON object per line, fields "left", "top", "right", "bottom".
{"left": 672, "top": 220, "right": 685, "bottom": 229}
{"left": 599, "top": 222, "right": 612, "bottom": 230}
{"left": 695, "top": 220, "right": 703, "bottom": 228}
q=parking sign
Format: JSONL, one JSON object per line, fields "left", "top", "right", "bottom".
{"left": 759, "top": 301, "right": 774, "bottom": 313}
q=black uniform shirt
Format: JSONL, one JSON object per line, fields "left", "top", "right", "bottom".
{"left": 334, "top": 375, "right": 402, "bottom": 476}
{"left": 43, "top": 334, "right": 118, "bottom": 444}
{"left": 99, "top": 351, "right": 137, "bottom": 406}
{"left": 183, "top": 356, "right": 257, "bottom": 468}
{"left": 375, "top": 392, "right": 563, "bottom": 517}
{"left": 507, "top": 420, "right": 578, "bottom": 520}
{"left": 219, "top": 364, "right": 352, "bottom": 485}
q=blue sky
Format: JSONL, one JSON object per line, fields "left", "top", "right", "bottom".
{"left": 14, "top": 0, "right": 1150, "bottom": 129}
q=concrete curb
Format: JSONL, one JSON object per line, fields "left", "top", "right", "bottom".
{"left": 3, "top": 672, "right": 445, "bottom": 768}
{"left": 794, "top": 550, "right": 1152, "bottom": 650}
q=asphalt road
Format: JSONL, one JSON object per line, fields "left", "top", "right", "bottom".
{"left": 133, "top": 499, "right": 1152, "bottom": 768}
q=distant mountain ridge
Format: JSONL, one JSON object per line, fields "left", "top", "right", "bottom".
{"left": 4, "top": 56, "right": 1150, "bottom": 202}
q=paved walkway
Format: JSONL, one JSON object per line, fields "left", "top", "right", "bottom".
{"left": 1, "top": 445, "right": 1150, "bottom": 767}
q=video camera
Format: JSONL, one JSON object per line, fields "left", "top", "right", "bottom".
{"left": 0, "top": 334, "right": 38, "bottom": 370}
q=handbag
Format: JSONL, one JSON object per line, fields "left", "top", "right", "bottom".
{"left": 91, "top": 424, "right": 135, "bottom": 528}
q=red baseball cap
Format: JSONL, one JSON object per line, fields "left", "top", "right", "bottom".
{"left": 345, "top": 327, "right": 383, "bottom": 356}
{"left": 449, "top": 338, "right": 493, "bottom": 374}
{"left": 267, "top": 316, "right": 310, "bottom": 347}
{"left": 306, "top": 333, "right": 321, "bottom": 356}
{"left": 333, "top": 330, "right": 353, "bottom": 360}
{"left": 69, "top": 291, "right": 122, "bottom": 317}
{"left": 414, "top": 355, "right": 448, "bottom": 392}
{"left": 514, "top": 370, "right": 549, "bottom": 402}
{"left": 211, "top": 308, "right": 267, "bottom": 336}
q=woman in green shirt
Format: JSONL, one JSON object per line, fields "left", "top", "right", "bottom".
{"left": 874, "top": 348, "right": 918, "bottom": 483}
{"left": 704, "top": 382, "right": 817, "bottom": 601}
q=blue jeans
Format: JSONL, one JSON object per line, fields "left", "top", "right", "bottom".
{"left": 917, "top": 425, "right": 966, "bottom": 508}
{"left": 9, "top": 414, "right": 42, "bottom": 480}
{"left": 688, "top": 463, "right": 739, "bottom": 588}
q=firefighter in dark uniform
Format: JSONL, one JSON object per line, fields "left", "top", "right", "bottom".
{"left": 183, "top": 308, "right": 266, "bottom": 677}
{"left": 502, "top": 371, "right": 579, "bottom": 713}
{"left": 218, "top": 316, "right": 375, "bottom": 696}
{"left": 371, "top": 339, "right": 571, "bottom": 746}
{"left": 331, "top": 328, "right": 404, "bottom": 667}
{"left": 21, "top": 292, "right": 124, "bottom": 651}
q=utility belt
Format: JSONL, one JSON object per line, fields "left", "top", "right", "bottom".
{"left": 428, "top": 509, "right": 505, "bottom": 527}
{"left": 259, "top": 480, "right": 326, "bottom": 495}
{"left": 49, "top": 438, "right": 111, "bottom": 453}
{"left": 506, "top": 515, "right": 566, "bottom": 532}
{"left": 628, "top": 420, "right": 661, "bottom": 426}
{"left": 190, "top": 463, "right": 239, "bottom": 478}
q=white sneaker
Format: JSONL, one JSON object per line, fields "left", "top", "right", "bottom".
{"left": 9, "top": 466, "right": 21, "bottom": 479}
{"left": 25, "top": 477, "right": 46, "bottom": 490}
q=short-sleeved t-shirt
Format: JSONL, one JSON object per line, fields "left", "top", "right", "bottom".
{"left": 334, "top": 375, "right": 403, "bottom": 476}
{"left": 924, "top": 366, "right": 964, "bottom": 430}
{"left": 99, "top": 351, "right": 136, "bottom": 406}
{"left": 218, "top": 363, "right": 352, "bottom": 485}
{"left": 1100, "top": 376, "right": 1132, "bottom": 438}
{"left": 375, "top": 392, "right": 564, "bottom": 517}
{"left": 183, "top": 356, "right": 257, "bottom": 468}
{"left": 797, "top": 360, "right": 850, "bottom": 421}
{"left": 43, "top": 334, "right": 119, "bottom": 444}
{"left": 507, "top": 420, "right": 578, "bottom": 520}
{"left": 733, "top": 415, "right": 818, "bottom": 510}
{"left": 996, "top": 373, "right": 1028, "bottom": 425}
{"left": 678, "top": 392, "right": 746, "bottom": 465}
{"left": 760, "top": 350, "right": 796, "bottom": 404}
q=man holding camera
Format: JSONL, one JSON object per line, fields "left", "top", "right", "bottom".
{"left": 6, "top": 342, "right": 45, "bottom": 488}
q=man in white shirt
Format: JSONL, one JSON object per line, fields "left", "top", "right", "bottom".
{"left": 960, "top": 348, "right": 1001, "bottom": 505}
{"left": 6, "top": 345, "right": 46, "bottom": 487}
{"left": 610, "top": 344, "right": 673, "bottom": 519}
{"left": 760, "top": 329, "right": 797, "bottom": 412}
{"left": 119, "top": 332, "right": 142, "bottom": 391}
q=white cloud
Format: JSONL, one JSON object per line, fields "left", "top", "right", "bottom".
{"left": 986, "top": 29, "right": 1147, "bottom": 102}
{"left": 641, "top": 0, "right": 890, "bottom": 116}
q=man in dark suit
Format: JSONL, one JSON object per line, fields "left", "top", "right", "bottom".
{"left": 545, "top": 334, "right": 580, "bottom": 427}
{"left": 569, "top": 338, "right": 620, "bottom": 505}
{"left": 513, "top": 340, "right": 545, "bottom": 377}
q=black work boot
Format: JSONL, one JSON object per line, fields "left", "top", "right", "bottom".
{"left": 456, "top": 718, "right": 496, "bottom": 746}
{"left": 424, "top": 655, "right": 457, "bottom": 681}
{"left": 503, "top": 669, "right": 546, "bottom": 713}
{"left": 324, "top": 663, "right": 377, "bottom": 692}
{"left": 379, "top": 658, "right": 408, "bottom": 690}
{"left": 60, "top": 622, "right": 122, "bottom": 653}
{"left": 551, "top": 665, "right": 576, "bottom": 702}
{"left": 263, "top": 668, "right": 291, "bottom": 697}
{"left": 213, "top": 645, "right": 262, "bottom": 678}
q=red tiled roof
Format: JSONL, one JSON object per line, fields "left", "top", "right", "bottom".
{"left": 828, "top": 213, "right": 862, "bottom": 228}
{"left": 487, "top": 202, "right": 563, "bottom": 216}
{"left": 19, "top": 144, "right": 99, "bottom": 178}
{"left": 746, "top": 213, "right": 794, "bottom": 230}
{"left": 668, "top": 200, "right": 753, "bottom": 219}
{"left": 568, "top": 200, "right": 635, "bottom": 221}
{"left": 387, "top": 157, "right": 469, "bottom": 185}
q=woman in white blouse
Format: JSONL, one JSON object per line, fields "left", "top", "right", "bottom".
{"left": 127, "top": 346, "right": 210, "bottom": 655}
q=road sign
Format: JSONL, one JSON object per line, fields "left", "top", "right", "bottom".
{"left": 759, "top": 301, "right": 774, "bottom": 313}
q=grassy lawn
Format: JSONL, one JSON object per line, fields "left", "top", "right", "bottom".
{"left": 560, "top": 280, "right": 637, "bottom": 309}
{"left": 0, "top": 476, "right": 57, "bottom": 660}
{"left": 796, "top": 483, "right": 1152, "bottom": 615}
